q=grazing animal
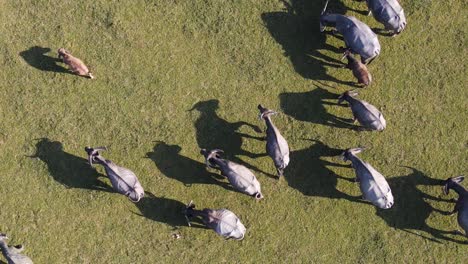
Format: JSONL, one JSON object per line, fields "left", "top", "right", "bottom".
{"left": 366, "top": 0, "right": 406, "bottom": 35}
{"left": 338, "top": 90, "right": 386, "bottom": 131}
{"left": 320, "top": 0, "right": 380, "bottom": 64}
{"left": 342, "top": 148, "right": 394, "bottom": 209}
{"left": 58, "top": 48, "right": 94, "bottom": 79}
{"left": 201, "top": 149, "right": 263, "bottom": 199}
{"left": 184, "top": 201, "right": 246, "bottom": 240}
{"left": 343, "top": 51, "right": 372, "bottom": 86}
{"left": 85, "top": 146, "right": 144, "bottom": 202}
{"left": 443, "top": 176, "right": 468, "bottom": 237}
{"left": 258, "top": 105, "right": 290, "bottom": 177}
{"left": 0, "top": 234, "right": 33, "bottom": 264}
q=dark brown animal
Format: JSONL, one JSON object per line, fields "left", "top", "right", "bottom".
{"left": 58, "top": 48, "right": 94, "bottom": 79}
{"left": 344, "top": 51, "right": 371, "bottom": 86}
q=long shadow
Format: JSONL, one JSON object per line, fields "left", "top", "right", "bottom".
{"left": 349, "top": 8, "right": 369, "bottom": 16}
{"left": 189, "top": 99, "right": 273, "bottom": 177}
{"left": 261, "top": 0, "right": 351, "bottom": 84}
{"left": 375, "top": 167, "right": 466, "bottom": 244}
{"left": 30, "top": 138, "right": 112, "bottom": 192}
{"left": 345, "top": 0, "right": 370, "bottom": 16}
{"left": 19, "top": 46, "right": 70, "bottom": 74}
{"left": 286, "top": 139, "right": 363, "bottom": 203}
{"left": 132, "top": 192, "right": 201, "bottom": 228}
{"left": 279, "top": 86, "right": 359, "bottom": 129}
{"left": 146, "top": 141, "right": 232, "bottom": 191}
{"left": 371, "top": 28, "right": 394, "bottom": 37}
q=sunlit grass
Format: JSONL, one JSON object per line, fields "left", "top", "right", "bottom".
{"left": 0, "top": 0, "right": 466, "bottom": 263}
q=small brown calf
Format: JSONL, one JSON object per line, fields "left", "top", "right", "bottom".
{"left": 58, "top": 48, "right": 94, "bottom": 79}
{"left": 344, "top": 52, "right": 371, "bottom": 87}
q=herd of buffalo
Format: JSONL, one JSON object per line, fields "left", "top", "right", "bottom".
{"left": 1, "top": 1, "right": 466, "bottom": 263}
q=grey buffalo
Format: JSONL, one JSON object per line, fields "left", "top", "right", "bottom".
{"left": 338, "top": 90, "right": 386, "bottom": 131}
{"left": 201, "top": 149, "right": 263, "bottom": 199}
{"left": 366, "top": 0, "right": 406, "bottom": 35}
{"left": 320, "top": 0, "right": 380, "bottom": 64}
{"left": 58, "top": 48, "right": 94, "bottom": 79}
{"left": 0, "top": 234, "right": 33, "bottom": 264}
{"left": 258, "top": 105, "right": 290, "bottom": 178}
{"left": 342, "top": 148, "right": 394, "bottom": 209}
{"left": 443, "top": 176, "right": 468, "bottom": 238}
{"left": 85, "top": 147, "right": 144, "bottom": 202}
{"left": 184, "top": 201, "right": 246, "bottom": 240}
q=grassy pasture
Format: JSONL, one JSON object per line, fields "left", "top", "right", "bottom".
{"left": 0, "top": 0, "right": 466, "bottom": 263}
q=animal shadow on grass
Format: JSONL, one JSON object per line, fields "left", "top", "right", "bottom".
{"left": 146, "top": 141, "right": 232, "bottom": 191}
{"left": 375, "top": 167, "right": 466, "bottom": 244}
{"left": 344, "top": 1, "right": 370, "bottom": 16}
{"left": 189, "top": 99, "right": 275, "bottom": 178}
{"left": 261, "top": 0, "right": 354, "bottom": 85}
{"left": 132, "top": 192, "right": 200, "bottom": 228}
{"left": 286, "top": 139, "right": 363, "bottom": 203}
{"left": 19, "top": 46, "right": 69, "bottom": 74}
{"left": 371, "top": 28, "right": 395, "bottom": 37}
{"left": 279, "top": 86, "right": 359, "bottom": 130}
{"left": 30, "top": 138, "right": 112, "bottom": 192}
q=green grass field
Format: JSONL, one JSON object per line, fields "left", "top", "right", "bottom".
{"left": 0, "top": 0, "right": 466, "bottom": 263}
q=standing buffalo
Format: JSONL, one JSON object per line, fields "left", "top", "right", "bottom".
{"left": 338, "top": 91, "right": 386, "bottom": 131}
{"left": 0, "top": 233, "right": 33, "bottom": 264}
{"left": 85, "top": 147, "right": 145, "bottom": 202}
{"left": 184, "top": 201, "right": 246, "bottom": 240}
{"left": 443, "top": 176, "right": 468, "bottom": 238}
{"left": 201, "top": 149, "right": 263, "bottom": 199}
{"left": 320, "top": 0, "right": 380, "bottom": 64}
{"left": 342, "top": 148, "right": 394, "bottom": 209}
{"left": 258, "top": 105, "right": 290, "bottom": 178}
{"left": 366, "top": 0, "right": 407, "bottom": 35}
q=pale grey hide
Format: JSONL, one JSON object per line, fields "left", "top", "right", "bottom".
{"left": 443, "top": 176, "right": 468, "bottom": 237}
{"left": 320, "top": 1, "right": 380, "bottom": 64}
{"left": 184, "top": 201, "right": 246, "bottom": 240}
{"left": 366, "top": 0, "right": 406, "bottom": 34}
{"left": 201, "top": 149, "right": 263, "bottom": 199}
{"left": 338, "top": 91, "right": 386, "bottom": 131}
{"left": 342, "top": 148, "right": 394, "bottom": 209}
{"left": 85, "top": 147, "right": 144, "bottom": 202}
{"left": 0, "top": 234, "right": 33, "bottom": 264}
{"left": 258, "top": 105, "right": 290, "bottom": 177}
